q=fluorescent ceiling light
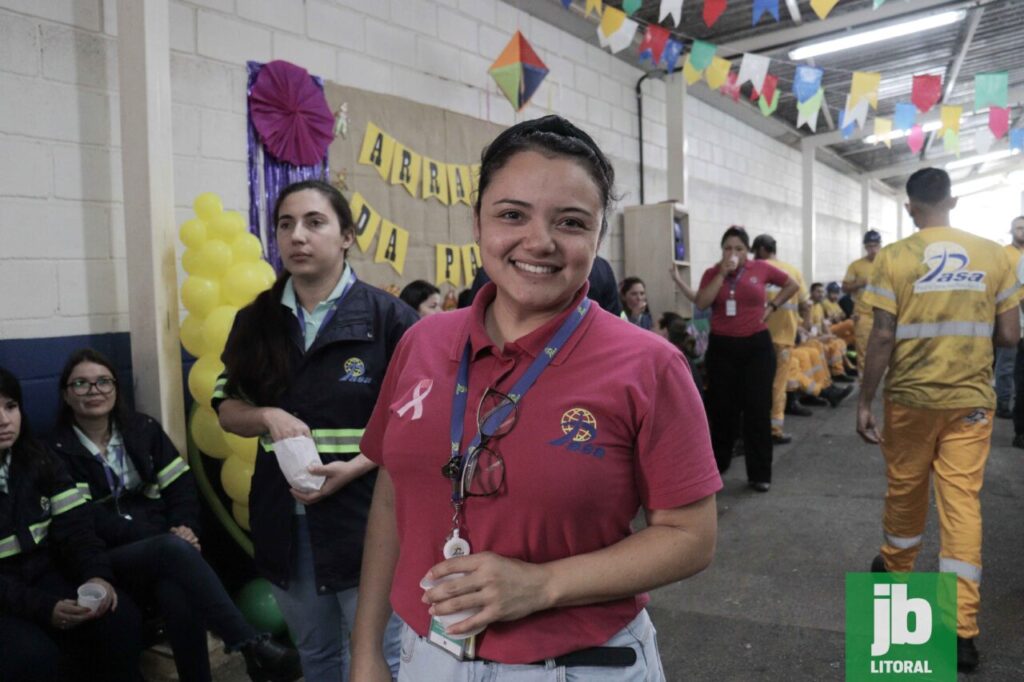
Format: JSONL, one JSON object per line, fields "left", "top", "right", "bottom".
{"left": 945, "top": 149, "right": 1019, "bottom": 171}
{"left": 865, "top": 120, "right": 941, "bottom": 144}
{"left": 953, "top": 175, "right": 1005, "bottom": 197}
{"left": 789, "top": 10, "right": 966, "bottom": 60}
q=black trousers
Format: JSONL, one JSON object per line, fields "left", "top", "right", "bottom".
{"left": 705, "top": 330, "right": 776, "bottom": 483}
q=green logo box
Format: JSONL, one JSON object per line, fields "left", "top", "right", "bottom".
{"left": 846, "top": 572, "right": 956, "bottom": 681}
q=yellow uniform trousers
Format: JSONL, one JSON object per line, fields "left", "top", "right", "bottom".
{"left": 787, "top": 345, "right": 831, "bottom": 396}
{"left": 820, "top": 337, "right": 847, "bottom": 376}
{"left": 771, "top": 344, "right": 792, "bottom": 436}
{"left": 831, "top": 318, "right": 855, "bottom": 345}
{"left": 879, "top": 399, "right": 990, "bottom": 638}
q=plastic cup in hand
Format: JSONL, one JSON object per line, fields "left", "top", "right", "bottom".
{"left": 420, "top": 574, "right": 485, "bottom": 639}
{"left": 77, "top": 583, "right": 107, "bottom": 613}
{"left": 729, "top": 255, "right": 739, "bottom": 267}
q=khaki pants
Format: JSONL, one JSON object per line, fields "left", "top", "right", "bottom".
{"left": 879, "top": 400, "right": 990, "bottom": 638}
{"left": 771, "top": 344, "right": 792, "bottom": 436}
{"left": 788, "top": 345, "right": 830, "bottom": 396}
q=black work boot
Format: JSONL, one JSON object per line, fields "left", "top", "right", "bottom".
{"left": 957, "top": 636, "right": 979, "bottom": 673}
{"left": 242, "top": 636, "right": 301, "bottom": 682}
{"left": 822, "top": 384, "right": 853, "bottom": 407}
{"left": 785, "top": 392, "right": 812, "bottom": 416}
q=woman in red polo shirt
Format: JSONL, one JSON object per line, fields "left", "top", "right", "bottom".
{"left": 695, "top": 226, "right": 798, "bottom": 492}
{"left": 351, "top": 116, "right": 721, "bottom": 681}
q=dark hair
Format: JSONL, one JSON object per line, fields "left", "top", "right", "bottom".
{"left": 619, "top": 276, "right": 649, "bottom": 315}
{"left": 810, "top": 282, "right": 824, "bottom": 291}
{"left": 57, "top": 348, "right": 129, "bottom": 430}
{"left": 751, "top": 234, "right": 777, "bottom": 255}
{"left": 1013, "top": 215, "right": 1024, "bottom": 224}
{"left": 658, "top": 311, "right": 684, "bottom": 330}
{"left": 826, "top": 281, "right": 841, "bottom": 293}
{"left": 221, "top": 180, "right": 354, "bottom": 406}
{"left": 906, "top": 168, "right": 952, "bottom": 205}
{"left": 721, "top": 225, "right": 750, "bottom": 249}
{"left": 863, "top": 229, "right": 882, "bottom": 245}
{"left": 0, "top": 366, "right": 59, "bottom": 488}
{"left": 666, "top": 319, "right": 696, "bottom": 358}
{"left": 399, "top": 280, "right": 440, "bottom": 311}
{"left": 474, "top": 115, "right": 616, "bottom": 238}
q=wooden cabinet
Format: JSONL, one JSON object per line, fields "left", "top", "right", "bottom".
{"left": 623, "top": 202, "right": 692, "bottom": 319}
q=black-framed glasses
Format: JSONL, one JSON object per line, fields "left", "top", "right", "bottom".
{"left": 67, "top": 377, "right": 116, "bottom": 396}
{"left": 476, "top": 387, "right": 519, "bottom": 441}
{"left": 443, "top": 388, "right": 519, "bottom": 498}
{"left": 460, "top": 443, "right": 505, "bottom": 498}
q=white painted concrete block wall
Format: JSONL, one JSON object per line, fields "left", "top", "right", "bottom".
{"left": 0, "top": 0, "right": 886, "bottom": 340}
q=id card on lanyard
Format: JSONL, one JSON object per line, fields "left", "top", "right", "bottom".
{"left": 726, "top": 265, "right": 745, "bottom": 317}
{"left": 95, "top": 442, "right": 131, "bottom": 519}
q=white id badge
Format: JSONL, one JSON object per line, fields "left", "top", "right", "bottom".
{"left": 726, "top": 299, "right": 737, "bottom": 317}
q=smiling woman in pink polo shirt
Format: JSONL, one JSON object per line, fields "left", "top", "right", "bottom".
{"left": 351, "top": 116, "right": 722, "bottom": 681}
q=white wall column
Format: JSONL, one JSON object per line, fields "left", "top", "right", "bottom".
{"left": 801, "top": 142, "right": 816, "bottom": 281}
{"left": 117, "top": 0, "right": 185, "bottom": 450}
{"left": 897, "top": 196, "right": 906, "bottom": 240}
{"left": 861, "top": 178, "right": 870, "bottom": 231}
{"left": 665, "top": 72, "right": 686, "bottom": 204}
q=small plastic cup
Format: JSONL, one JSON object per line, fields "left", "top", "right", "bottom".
{"left": 420, "top": 573, "right": 485, "bottom": 640}
{"left": 77, "top": 583, "right": 107, "bottom": 613}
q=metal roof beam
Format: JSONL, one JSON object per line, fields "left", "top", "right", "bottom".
{"left": 922, "top": 7, "right": 984, "bottom": 156}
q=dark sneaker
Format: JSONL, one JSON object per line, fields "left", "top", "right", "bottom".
{"left": 1013, "top": 434, "right": 1024, "bottom": 450}
{"left": 772, "top": 432, "right": 792, "bottom": 445}
{"left": 785, "top": 394, "right": 813, "bottom": 416}
{"left": 871, "top": 554, "right": 887, "bottom": 572}
{"left": 800, "top": 394, "right": 828, "bottom": 407}
{"left": 748, "top": 481, "right": 770, "bottom": 492}
{"left": 996, "top": 405, "right": 1012, "bottom": 419}
{"left": 832, "top": 373, "right": 854, "bottom": 383}
{"left": 823, "top": 384, "right": 854, "bottom": 407}
{"left": 957, "top": 636, "right": 979, "bottom": 673}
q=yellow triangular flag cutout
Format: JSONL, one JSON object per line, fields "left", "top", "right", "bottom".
{"left": 873, "top": 118, "right": 893, "bottom": 149}
{"left": 706, "top": 57, "right": 731, "bottom": 91}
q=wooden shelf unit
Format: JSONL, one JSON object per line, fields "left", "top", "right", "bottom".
{"left": 623, "top": 202, "right": 692, "bottom": 319}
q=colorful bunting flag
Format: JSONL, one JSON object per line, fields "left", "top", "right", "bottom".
{"left": 874, "top": 0, "right": 887, "bottom": 7}
{"left": 837, "top": 104, "right": 859, "bottom": 139}
{"left": 907, "top": 125, "right": 924, "bottom": 153}
{"left": 597, "top": 7, "right": 638, "bottom": 54}
{"left": 435, "top": 245, "right": 463, "bottom": 287}
{"left": 1010, "top": 129, "right": 1024, "bottom": 153}
{"left": 893, "top": 102, "right": 917, "bottom": 131}
{"left": 939, "top": 105, "right": 962, "bottom": 137}
{"left": 810, "top": 0, "right": 839, "bottom": 20}
{"left": 873, "top": 117, "right": 893, "bottom": 148}
{"left": 683, "top": 59, "right": 703, "bottom": 85}
{"left": 447, "top": 165, "right": 473, "bottom": 206}
{"left": 461, "top": 244, "right": 482, "bottom": 285}
{"left": 796, "top": 88, "right": 824, "bottom": 132}
{"left": 585, "top": 0, "right": 603, "bottom": 18}
{"left": 942, "top": 129, "right": 960, "bottom": 156}
{"left": 623, "top": 0, "right": 642, "bottom": 15}
{"left": 911, "top": 74, "right": 942, "bottom": 113}
{"left": 758, "top": 90, "right": 780, "bottom": 117}
{"left": 349, "top": 192, "right": 381, "bottom": 253}
{"left": 737, "top": 53, "right": 770, "bottom": 93}
{"left": 421, "top": 157, "right": 450, "bottom": 205}
{"left": 374, "top": 220, "right": 409, "bottom": 275}
{"left": 706, "top": 57, "right": 732, "bottom": 91}
{"left": 753, "top": 0, "right": 779, "bottom": 25}
{"left": 703, "top": 0, "right": 727, "bottom": 28}
{"left": 659, "top": 0, "right": 684, "bottom": 25}
{"left": 974, "top": 128, "right": 995, "bottom": 155}
{"left": 721, "top": 71, "right": 742, "bottom": 102}
{"left": 358, "top": 121, "right": 396, "bottom": 181}
{"left": 561, "top": 0, "right": 571, "bottom": 8}
{"left": 638, "top": 25, "right": 670, "bottom": 65}
{"left": 974, "top": 72, "right": 1009, "bottom": 110}
{"left": 850, "top": 71, "right": 882, "bottom": 110}
{"left": 840, "top": 93, "right": 869, "bottom": 131}
{"left": 489, "top": 31, "right": 549, "bottom": 112}
{"left": 389, "top": 142, "right": 421, "bottom": 197}
{"left": 663, "top": 38, "right": 684, "bottom": 72}
{"left": 793, "top": 66, "right": 824, "bottom": 104}
{"left": 989, "top": 106, "right": 1010, "bottom": 139}
{"left": 598, "top": 5, "right": 626, "bottom": 39}
{"left": 752, "top": 73, "right": 778, "bottom": 106}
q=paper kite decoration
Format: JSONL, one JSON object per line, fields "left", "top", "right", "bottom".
{"left": 249, "top": 60, "right": 334, "bottom": 166}
{"left": 489, "top": 31, "right": 549, "bottom": 112}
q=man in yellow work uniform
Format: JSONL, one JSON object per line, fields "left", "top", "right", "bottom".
{"left": 753, "top": 234, "right": 810, "bottom": 444}
{"left": 856, "top": 168, "right": 1022, "bottom": 674}
{"left": 843, "top": 230, "right": 882, "bottom": 376}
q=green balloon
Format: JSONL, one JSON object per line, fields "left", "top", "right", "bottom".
{"left": 236, "top": 578, "right": 287, "bottom": 635}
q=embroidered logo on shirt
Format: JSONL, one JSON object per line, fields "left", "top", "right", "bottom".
{"left": 914, "top": 242, "right": 986, "bottom": 293}
{"left": 396, "top": 379, "right": 433, "bottom": 421}
{"left": 39, "top": 496, "right": 51, "bottom": 514}
{"left": 547, "top": 408, "right": 605, "bottom": 458}
{"left": 339, "top": 357, "right": 373, "bottom": 384}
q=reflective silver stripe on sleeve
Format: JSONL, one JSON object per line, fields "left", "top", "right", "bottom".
{"left": 29, "top": 519, "right": 51, "bottom": 544}
{"left": 884, "top": 532, "right": 923, "bottom": 549}
{"left": 939, "top": 557, "right": 982, "bottom": 583}
{"left": 76, "top": 482, "right": 92, "bottom": 501}
{"left": 997, "top": 282, "right": 1022, "bottom": 304}
{"left": 50, "top": 488, "right": 87, "bottom": 515}
{"left": 261, "top": 429, "right": 364, "bottom": 455}
{"left": 156, "top": 457, "right": 190, "bottom": 489}
{"left": 864, "top": 284, "right": 896, "bottom": 301}
{"left": 780, "top": 303, "right": 798, "bottom": 312}
{"left": 894, "top": 321, "right": 994, "bottom": 340}
{"left": 211, "top": 374, "right": 229, "bottom": 400}
{"left": 0, "top": 534, "right": 22, "bottom": 559}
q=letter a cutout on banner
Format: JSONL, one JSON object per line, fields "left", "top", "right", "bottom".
{"left": 358, "top": 122, "right": 396, "bottom": 181}
{"left": 375, "top": 220, "right": 409, "bottom": 275}
{"left": 461, "top": 244, "right": 482, "bottom": 286}
{"left": 447, "top": 165, "right": 473, "bottom": 207}
{"left": 435, "top": 244, "right": 462, "bottom": 287}
{"left": 349, "top": 192, "right": 381, "bottom": 254}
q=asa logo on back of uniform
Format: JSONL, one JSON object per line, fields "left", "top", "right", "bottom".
{"left": 914, "top": 242, "right": 986, "bottom": 294}
{"left": 548, "top": 407, "right": 606, "bottom": 458}
{"left": 339, "top": 357, "right": 373, "bottom": 384}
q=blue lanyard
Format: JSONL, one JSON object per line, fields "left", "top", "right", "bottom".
{"left": 294, "top": 273, "right": 357, "bottom": 348}
{"left": 94, "top": 442, "right": 128, "bottom": 499}
{"left": 447, "top": 298, "right": 591, "bottom": 504}
{"left": 727, "top": 264, "right": 745, "bottom": 298}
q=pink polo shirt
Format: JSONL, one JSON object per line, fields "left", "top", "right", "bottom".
{"left": 362, "top": 283, "right": 721, "bottom": 663}
{"left": 699, "top": 259, "right": 788, "bottom": 337}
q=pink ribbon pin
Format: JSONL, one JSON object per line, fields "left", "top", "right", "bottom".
{"left": 396, "top": 379, "right": 433, "bottom": 420}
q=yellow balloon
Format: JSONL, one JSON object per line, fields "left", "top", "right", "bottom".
{"left": 193, "top": 192, "right": 223, "bottom": 222}
{"left": 181, "top": 247, "right": 201, "bottom": 275}
{"left": 181, "top": 276, "right": 221, "bottom": 317}
{"left": 210, "top": 211, "right": 246, "bottom": 242}
{"left": 201, "top": 305, "right": 239, "bottom": 354}
{"left": 223, "top": 262, "right": 273, "bottom": 307}
{"left": 225, "top": 432, "right": 259, "bottom": 465}
{"left": 232, "top": 500, "right": 250, "bottom": 531}
{"left": 179, "top": 314, "right": 206, "bottom": 358}
{"left": 253, "top": 260, "right": 277, "bottom": 286}
{"left": 221, "top": 455, "right": 254, "bottom": 503}
{"left": 187, "top": 354, "right": 224, "bottom": 407}
{"left": 179, "top": 218, "right": 206, "bottom": 249}
{"left": 231, "top": 233, "right": 264, "bottom": 263}
{"left": 195, "top": 239, "right": 233, "bottom": 279}
{"left": 190, "top": 405, "right": 230, "bottom": 459}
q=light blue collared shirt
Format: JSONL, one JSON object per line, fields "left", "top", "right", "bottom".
{"left": 73, "top": 424, "right": 142, "bottom": 494}
{"left": 281, "top": 264, "right": 355, "bottom": 351}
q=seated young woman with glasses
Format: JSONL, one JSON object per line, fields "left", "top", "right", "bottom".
{"left": 48, "top": 349, "right": 298, "bottom": 682}
{"left": 351, "top": 116, "right": 722, "bottom": 681}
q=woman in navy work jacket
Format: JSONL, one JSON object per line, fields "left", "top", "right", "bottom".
{"left": 216, "top": 179, "right": 418, "bottom": 682}
{"left": 0, "top": 366, "right": 144, "bottom": 681}
{"left": 49, "top": 348, "right": 299, "bottom": 682}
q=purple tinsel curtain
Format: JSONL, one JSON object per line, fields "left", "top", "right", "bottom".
{"left": 246, "top": 61, "right": 329, "bottom": 273}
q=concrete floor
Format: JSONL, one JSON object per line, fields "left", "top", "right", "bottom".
{"left": 197, "top": 387, "right": 1024, "bottom": 681}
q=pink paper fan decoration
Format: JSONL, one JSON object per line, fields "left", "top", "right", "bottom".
{"left": 249, "top": 60, "right": 334, "bottom": 166}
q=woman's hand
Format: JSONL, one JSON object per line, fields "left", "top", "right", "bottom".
{"left": 761, "top": 304, "right": 776, "bottom": 323}
{"left": 291, "top": 460, "right": 364, "bottom": 505}
{"left": 170, "top": 525, "right": 201, "bottom": 551}
{"left": 260, "top": 408, "right": 311, "bottom": 442}
{"left": 50, "top": 599, "right": 93, "bottom": 630}
{"left": 421, "top": 552, "right": 552, "bottom": 637}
